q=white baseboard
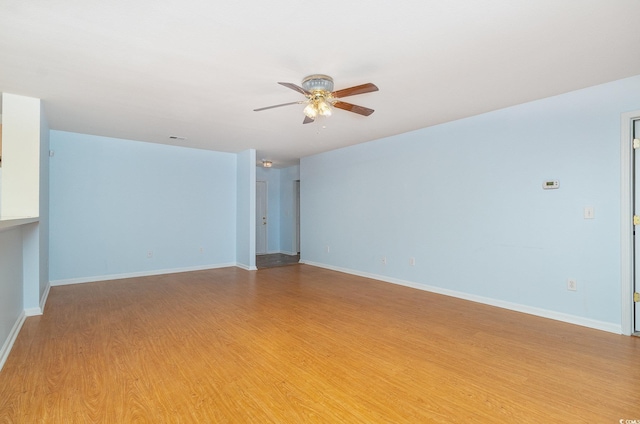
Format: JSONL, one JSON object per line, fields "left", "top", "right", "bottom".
{"left": 300, "top": 260, "right": 622, "bottom": 335}
{"left": 0, "top": 311, "right": 26, "bottom": 373}
{"left": 236, "top": 263, "right": 258, "bottom": 271}
{"left": 22, "top": 283, "right": 52, "bottom": 317}
{"left": 0, "top": 284, "right": 52, "bottom": 372}
{"left": 24, "top": 307, "right": 42, "bottom": 317}
{"left": 40, "top": 282, "right": 50, "bottom": 313}
{"left": 50, "top": 263, "right": 238, "bottom": 286}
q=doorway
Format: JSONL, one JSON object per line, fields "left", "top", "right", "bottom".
{"left": 254, "top": 170, "right": 301, "bottom": 269}
{"left": 621, "top": 110, "right": 640, "bottom": 335}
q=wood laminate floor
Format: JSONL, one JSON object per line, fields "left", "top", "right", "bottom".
{"left": 0, "top": 265, "right": 638, "bottom": 423}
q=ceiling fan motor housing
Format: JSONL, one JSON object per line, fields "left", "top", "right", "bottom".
{"left": 302, "top": 74, "right": 334, "bottom": 93}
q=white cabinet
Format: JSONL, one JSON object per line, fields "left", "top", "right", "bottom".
{"left": 0, "top": 93, "right": 42, "bottom": 220}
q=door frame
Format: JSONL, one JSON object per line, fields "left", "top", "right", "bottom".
{"left": 620, "top": 110, "right": 640, "bottom": 335}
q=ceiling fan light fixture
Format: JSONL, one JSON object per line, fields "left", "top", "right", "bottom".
{"left": 317, "top": 100, "right": 332, "bottom": 117}
{"left": 303, "top": 103, "right": 318, "bottom": 119}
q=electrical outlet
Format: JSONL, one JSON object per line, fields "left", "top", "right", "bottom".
{"left": 381, "top": 256, "right": 387, "bottom": 265}
{"left": 199, "top": 247, "right": 204, "bottom": 254}
{"left": 147, "top": 251, "right": 153, "bottom": 259}
{"left": 584, "top": 206, "right": 595, "bottom": 219}
{"left": 326, "top": 245, "right": 330, "bottom": 253}
{"left": 567, "top": 278, "right": 577, "bottom": 291}
{"left": 409, "top": 257, "right": 416, "bottom": 266}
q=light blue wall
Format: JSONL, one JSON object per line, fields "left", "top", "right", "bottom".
{"left": 236, "top": 149, "right": 256, "bottom": 269}
{"left": 49, "top": 131, "right": 237, "bottom": 282}
{"left": 0, "top": 227, "right": 23, "bottom": 365}
{"left": 301, "top": 75, "right": 640, "bottom": 332}
{"left": 22, "top": 222, "right": 39, "bottom": 311}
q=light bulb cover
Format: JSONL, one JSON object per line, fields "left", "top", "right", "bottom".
{"left": 318, "top": 101, "right": 332, "bottom": 117}
{"left": 303, "top": 103, "right": 318, "bottom": 118}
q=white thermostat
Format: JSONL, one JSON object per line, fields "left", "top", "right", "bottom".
{"left": 542, "top": 180, "right": 559, "bottom": 190}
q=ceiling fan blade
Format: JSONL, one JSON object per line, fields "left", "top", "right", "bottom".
{"left": 333, "top": 101, "right": 375, "bottom": 116}
{"left": 254, "top": 101, "right": 305, "bottom": 112}
{"left": 331, "top": 83, "right": 379, "bottom": 99}
{"left": 278, "top": 82, "right": 310, "bottom": 96}
{"left": 303, "top": 115, "right": 314, "bottom": 124}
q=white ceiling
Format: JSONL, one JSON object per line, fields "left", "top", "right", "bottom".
{"left": 1, "top": 1, "right": 639, "bottom": 168}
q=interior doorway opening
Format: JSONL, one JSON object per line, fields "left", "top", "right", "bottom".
{"left": 255, "top": 169, "right": 301, "bottom": 269}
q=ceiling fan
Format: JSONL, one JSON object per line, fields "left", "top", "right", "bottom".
{"left": 254, "top": 74, "right": 379, "bottom": 124}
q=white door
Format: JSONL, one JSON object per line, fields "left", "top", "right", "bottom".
{"left": 256, "top": 181, "right": 267, "bottom": 255}
{"left": 634, "top": 119, "right": 640, "bottom": 332}
{"left": 633, "top": 118, "right": 640, "bottom": 332}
